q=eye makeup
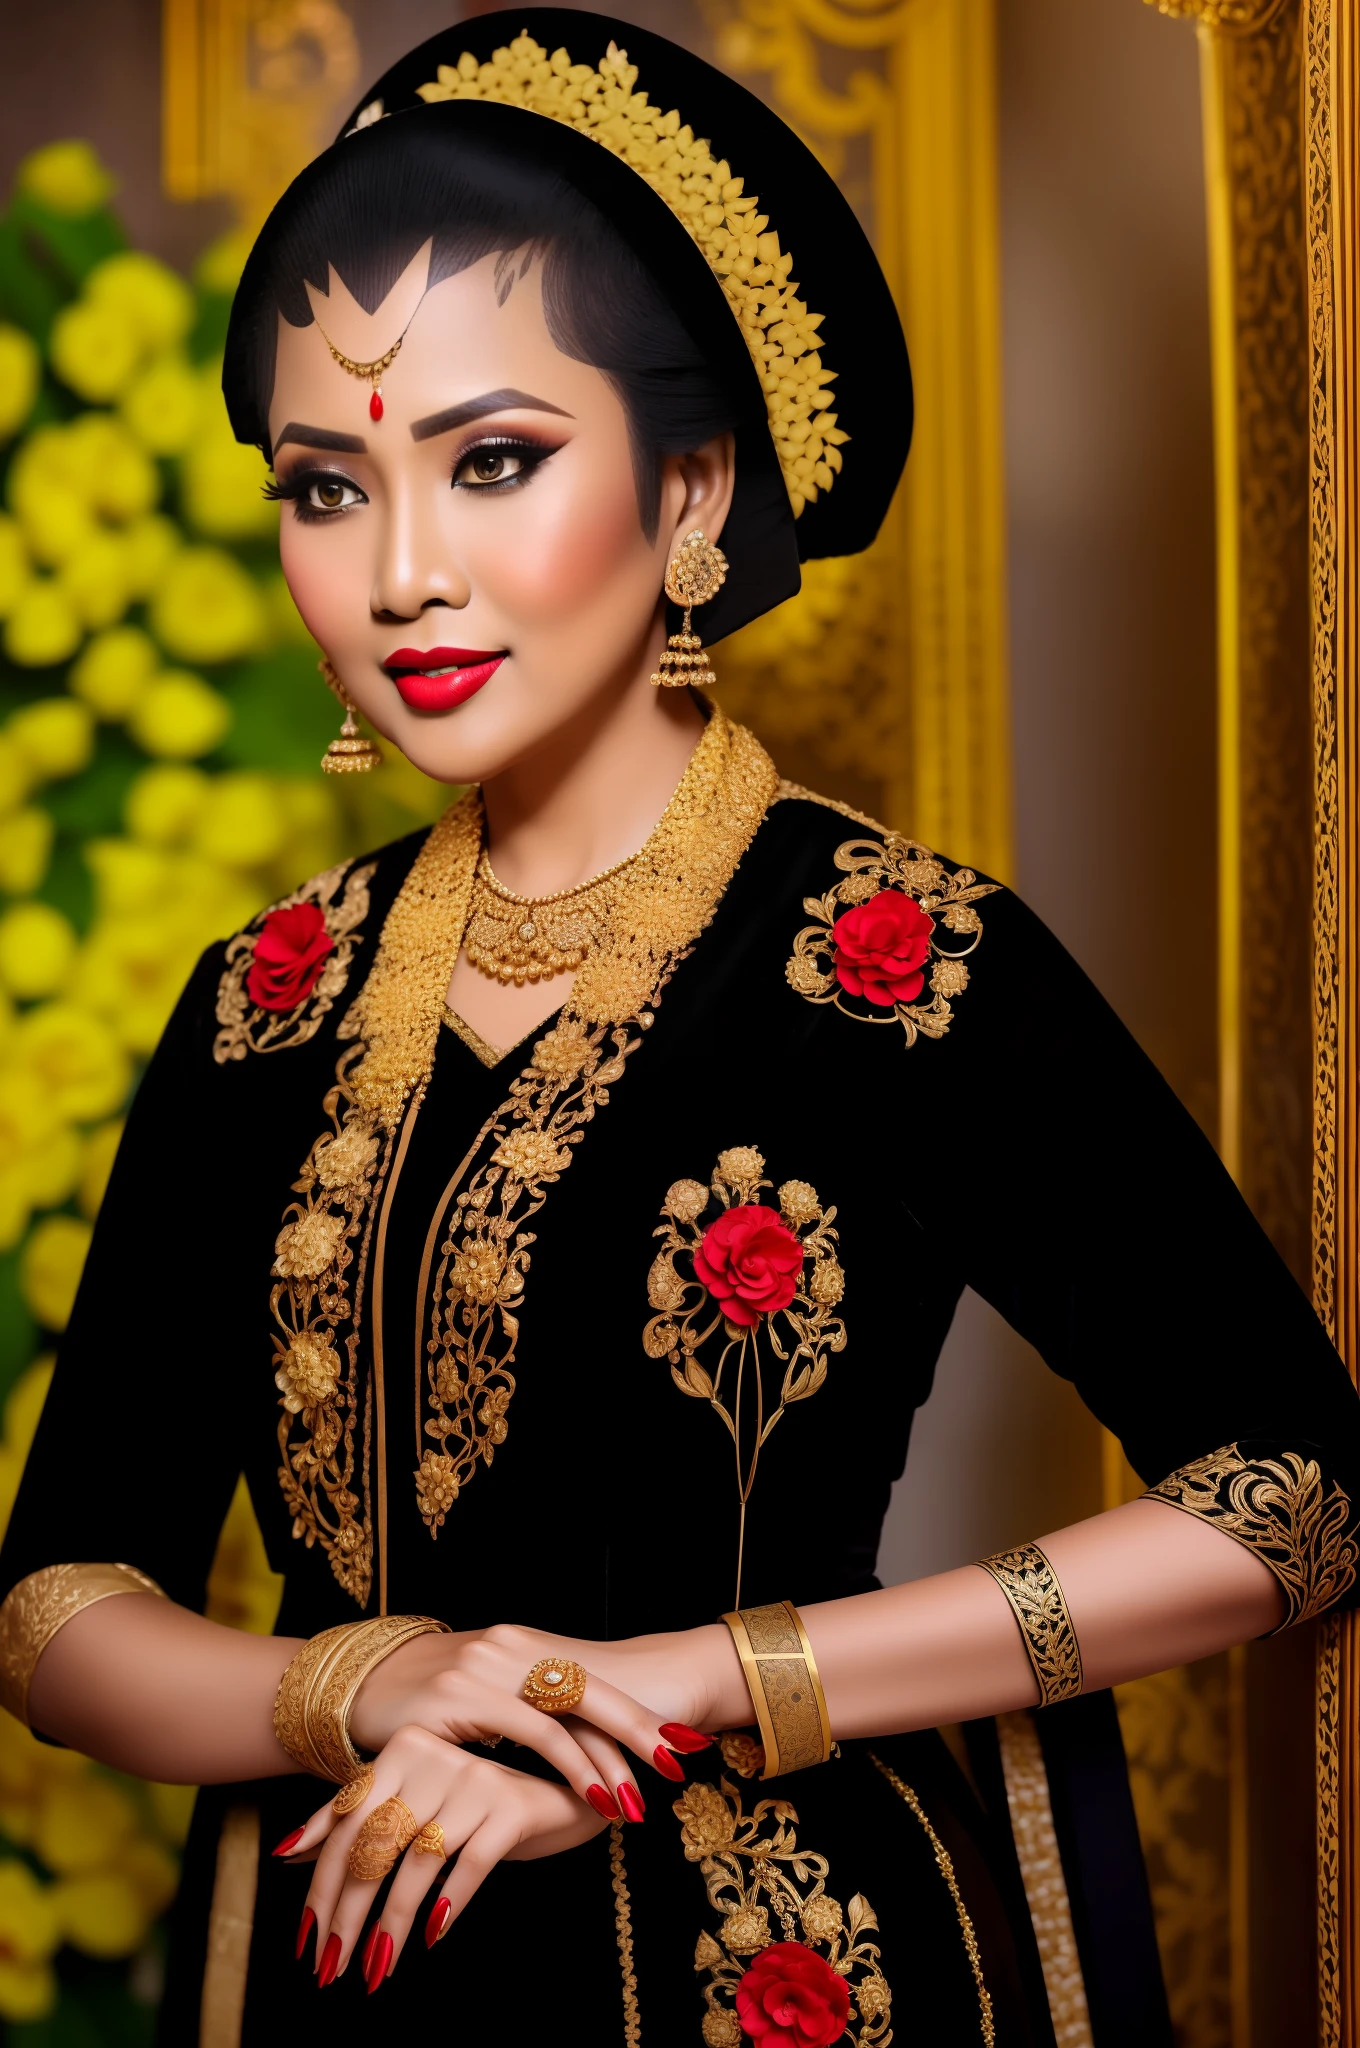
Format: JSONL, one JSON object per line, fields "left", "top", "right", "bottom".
{"left": 450, "top": 433, "right": 557, "bottom": 492}
{"left": 263, "top": 468, "right": 368, "bottom": 522}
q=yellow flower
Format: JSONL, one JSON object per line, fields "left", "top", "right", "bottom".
{"left": 124, "top": 761, "right": 210, "bottom": 843}
{"left": 19, "top": 1214, "right": 92, "bottom": 1331}
{"left": 7, "top": 696, "right": 94, "bottom": 779}
{"left": 0, "top": 738, "right": 33, "bottom": 815}
{"left": 58, "top": 528, "right": 132, "bottom": 629}
{"left": 3, "top": 580, "right": 83, "bottom": 667}
{"left": 0, "top": 1858, "right": 58, "bottom": 2021}
{"left": 0, "top": 902, "right": 77, "bottom": 998}
{"left": 70, "top": 913, "right": 202, "bottom": 1053}
{"left": 130, "top": 668, "right": 232, "bottom": 759}
{"left": 120, "top": 351, "right": 202, "bottom": 455}
{"left": 17, "top": 139, "right": 116, "bottom": 217}
{"left": 0, "top": 1078, "right": 78, "bottom": 1249}
{"left": 193, "top": 228, "right": 252, "bottom": 295}
{"left": 79, "top": 1118, "right": 124, "bottom": 1218}
{"left": 87, "top": 251, "right": 195, "bottom": 354}
{"left": 0, "top": 808, "right": 53, "bottom": 894}
{"left": 0, "top": 513, "right": 28, "bottom": 614}
{"left": 121, "top": 512, "right": 181, "bottom": 598}
{"left": 49, "top": 298, "right": 143, "bottom": 404}
{"left": 150, "top": 545, "right": 266, "bottom": 664}
{"left": 192, "top": 772, "right": 287, "bottom": 866}
{"left": 86, "top": 838, "right": 172, "bottom": 916}
{"left": 147, "top": 1780, "right": 197, "bottom": 1845}
{"left": 265, "top": 569, "right": 317, "bottom": 647}
{"left": 0, "top": 328, "right": 40, "bottom": 443}
{"left": 275, "top": 1329, "right": 341, "bottom": 1412}
{"left": 12, "top": 1002, "right": 131, "bottom": 1122}
{"left": 203, "top": 1475, "right": 283, "bottom": 1638}
{"left": 70, "top": 622, "right": 160, "bottom": 718}
{"left": 121, "top": 1837, "right": 180, "bottom": 1916}
{"left": 7, "top": 429, "right": 97, "bottom": 565}
{"left": 36, "top": 1775, "right": 138, "bottom": 1876}
{"left": 61, "top": 413, "right": 160, "bottom": 524}
{"left": 48, "top": 1873, "right": 149, "bottom": 1960}
{"left": 182, "top": 431, "right": 279, "bottom": 541}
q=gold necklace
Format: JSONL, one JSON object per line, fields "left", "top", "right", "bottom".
{"left": 464, "top": 843, "right": 643, "bottom": 985}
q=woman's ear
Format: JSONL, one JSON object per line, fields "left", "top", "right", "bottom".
{"left": 659, "top": 432, "right": 737, "bottom": 555}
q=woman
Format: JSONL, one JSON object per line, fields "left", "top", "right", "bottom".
{"left": 1, "top": 12, "right": 1355, "bottom": 2044}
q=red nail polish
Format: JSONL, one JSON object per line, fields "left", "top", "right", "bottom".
{"left": 659, "top": 1722, "right": 713, "bottom": 1753}
{"left": 361, "top": 1922, "right": 379, "bottom": 1975}
{"left": 295, "top": 1907, "right": 316, "bottom": 1962}
{"left": 653, "top": 1744, "right": 686, "bottom": 1782}
{"left": 586, "top": 1783, "right": 620, "bottom": 1819}
{"left": 317, "top": 1933, "right": 342, "bottom": 1987}
{"left": 366, "top": 1930, "right": 393, "bottom": 1993}
{"left": 426, "top": 1897, "right": 452, "bottom": 1947}
{"left": 617, "top": 1782, "right": 646, "bottom": 1822}
{"left": 272, "top": 1825, "right": 305, "bottom": 1858}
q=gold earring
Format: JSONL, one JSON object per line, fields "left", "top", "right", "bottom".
{"left": 650, "top": 529, "right": 728, "bottom": 689}
{"left": 318, "top": 658, "right": 382, "bottom": 774}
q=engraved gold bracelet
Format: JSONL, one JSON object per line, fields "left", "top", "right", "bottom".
{"left": 975, "top": 1543, "right": 1083, "bottom": 1707}
{"left": 720, "top": 1599, "right": 831, "bottom": 1780}
{"left": 273, "top": 1614, "right": 451, "bottom": 1783}
{"left": 0, "top": 1563, "right": 166, "bottom": 1726}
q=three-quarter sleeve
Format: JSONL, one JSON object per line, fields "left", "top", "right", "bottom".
{"left": 916, "top": 887, "right": 1360, "bottom": 1627}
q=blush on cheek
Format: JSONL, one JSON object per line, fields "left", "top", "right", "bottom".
{"left": 277, "top": 530, "right": 342, "bottom": 650}
{"left": 490, "top": 470, "right": 649, "bottom": 621}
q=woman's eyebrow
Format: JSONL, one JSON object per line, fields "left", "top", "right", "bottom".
{"left": 273, "top": 423, "right": 368, "bottom": 456}
{"left": 409, "top": 389, "right": 574, "bottom": 441}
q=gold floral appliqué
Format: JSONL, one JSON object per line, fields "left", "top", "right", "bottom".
{"left": 675, "top": 1775, "right": 891, "bottom": 2047}
{"left": 786, "top": 834, "right": 998, "bottom": 1045}
{"left": 214, "top": 858, "right": 376, "bottom": 1063}
{"left": 644, "top": 1148, "right": 846, "bottom": 1606}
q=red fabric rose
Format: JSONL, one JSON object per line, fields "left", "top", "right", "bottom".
{"left": 831, "top": 888, "right": 934, "bottom": 1007}
{"left": 736, "top": 1943, "right": 850, "bottom": 2048}
{"left": 693, "top": 1204, "right": 803, "bottom": 1330}
{"left": 245, "top": 903, "right": 335, "bottom": 1013}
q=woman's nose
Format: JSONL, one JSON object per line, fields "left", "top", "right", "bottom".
{"left": 370, "top": 491, "right": 469, "bottom": 619}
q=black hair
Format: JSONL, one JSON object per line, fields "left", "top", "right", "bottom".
{"left": 223, "top": 116, "right": 755, "bottom": 543}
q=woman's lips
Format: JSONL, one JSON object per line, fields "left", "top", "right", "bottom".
{"left": 382, "top": 646, "right": 505, "bottom": 712}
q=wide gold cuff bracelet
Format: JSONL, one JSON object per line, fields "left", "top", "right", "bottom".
{"left": 0, "top": 1562, "right": 166, "bottom": 1725}
{"left": 720, "top": 1599, "right": 832, "bottom": 1780}
{"left": 976, "top": 1543, "right": 1083, "bottom": 1708}
{"left": 273, "top": 1613, "right": 451, "bottom": 1783}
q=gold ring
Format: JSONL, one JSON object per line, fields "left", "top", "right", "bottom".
{"left": 347, "top": 1796, "right": 418, "bottom": 1882}
{"left": 413, "top": 1821, "right": 446, "bottom": 1858}
{"left": 332, "top": 1764, "right": 375, "bottom": 1815}
{"left": 522, "top": 1657, "right": 587, "bottom": 1715}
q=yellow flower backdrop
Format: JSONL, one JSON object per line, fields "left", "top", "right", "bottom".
{"left": 0, "top": 140, "right": 445, "bottom": 2037}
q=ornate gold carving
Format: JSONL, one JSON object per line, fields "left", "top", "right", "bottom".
{"left": 272, "top": 1615, "right": 450, "bottom": 1782}
{"left": 646, "top": 1149, "right": 845, "bottom": 1606}
{"left": 442, "top": 1004, "right": 508, "bottom": 1070}
{"left": 976, "top": 1546, "right": 1083, "bottom": 1708}
{"left": 721, "top": 1602, "right": 832, "bottom": 1779}
{"left": 609, "top": 1820, "right": 642, "bottom": 2048}
{"left": 1146, "top": 1444, "right": 1358, "bottom": 1627}
{"left": 867, "top": 1752, "right": 995, "bottom": 2048}
{"left": 347, "top": 1795, "right": 419, "bottom": 1881}
{"left": 1144, "top": 0, "right": 1289, "bottom": 27}
{"left": 213, "top": 860, "right": 376, "bottom": 1065}
{"left": 1317, "top": 1614, "right": 1342, "bottom": 2048}
{"left": 0, "top": 1563, "right": 165, "bottom": 1724}
{"left": 995, "top": 1710, "right": 1093, "bottom": 2047}
{"left": 675, "top": 1774, "right": 892, "bottom": 2045}
{"left": 786, "top": 832, "right": 998, "bottom": 1045}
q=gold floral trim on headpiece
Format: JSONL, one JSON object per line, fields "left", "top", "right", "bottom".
{"left": 408, "top": 34, "right": 847, "bottom": 519}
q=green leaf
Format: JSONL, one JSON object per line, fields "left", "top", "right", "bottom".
{"left": 217, "top": 649, "right": 337, "bottom": 774}
{"left": 0, "top": 1248, "right": 39, "bottom": 1402}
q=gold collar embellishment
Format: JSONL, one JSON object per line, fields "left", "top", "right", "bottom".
{"left": 786, "top": 834, "right": 1000, "bottom": 1046}
{"left": 644, "top": 1148, "right": 845, "bottom": 1608}
{"left": 415, "top": 35, "right": 846, "bottom": 519}
{"left": 214, "top": 858, "right": 377, "bottom": 1065}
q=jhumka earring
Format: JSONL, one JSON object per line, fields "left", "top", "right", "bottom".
{"left": 318, "top": 658, "right": 381, "bottom": 774}
{"left": 650, "top": 529, "right": 729, "bottom": 689}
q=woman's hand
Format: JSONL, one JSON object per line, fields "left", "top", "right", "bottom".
{"left": 348, "top": 1620, "right": 742, "bottom": 1801}
{"left": 283, "top": 1725, "right": 615, "bottom": 1991}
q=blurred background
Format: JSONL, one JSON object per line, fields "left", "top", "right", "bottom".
{"left": 0, "top": 0, "right": 1310, "bottom": 2042}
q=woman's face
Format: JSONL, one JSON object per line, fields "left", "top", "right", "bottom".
{"left": 266, "top": 244, "right": 732, "bottom": 785}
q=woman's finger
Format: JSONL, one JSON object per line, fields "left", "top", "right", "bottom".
{"left": 568, "top": 1720, "right": 642, "bottom": 1819}
{"left": 561, "top": 1668, "right": 711, "bottom": 1783}
{"left": 480, "top": 1694, "right": 635, "bottom": 1816}
{"left": 418, "top": 1817, "right": 517, "bottom": 1956}
{"left": 373, "top": 1799, "right": 469, "bottom": 1971}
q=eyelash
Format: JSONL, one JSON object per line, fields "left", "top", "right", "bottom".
{"left": 262, "top": 436, "right": 556, "bottom": 524}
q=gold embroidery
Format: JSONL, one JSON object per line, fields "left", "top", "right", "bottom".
{"left": 867, "top": 1752, "right": 996, "bottom": 2048}
{"left": 609, "top": 1820, "right": 642, "bottom": 2048}
{"left": 442, "top": 1004, "right": 508, "bottom": 1069}
{"left": 676, "top": 1775, "right": 892, "bottom": 2046}
{"left": 213, "top": 859, "right": 376, "bottom": 1064}
{"left": 773, "top": 779, "right": 888, "bottom": 831}
{"left": 786, "top": 832, "right": 999, "bottom": 1045}
{"left": 976, "top": 1544, "right": 1083, "bottom": 1707}
{"left": 0, "top": 1563, "right": 165, "bottom": 1724}
{"left": 995, "top": 1711, "right": 1093, "bottom": 2047}
{"left": 644, "top": 1148, "right": 845, "bottom": 1604}
{"left": 1144, "top": 1443, "right": 1359, "bottom": 1627}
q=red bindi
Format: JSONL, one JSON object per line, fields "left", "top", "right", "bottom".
{"left": 369, "top": 388, "right": 384, "bottom": 422}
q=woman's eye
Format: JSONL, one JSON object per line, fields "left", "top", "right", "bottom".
{"left": 306, "top": 475, "right": 363, "bottom": 512}
{"left": 453, "top": 444, "right": 536, "bottom": 489}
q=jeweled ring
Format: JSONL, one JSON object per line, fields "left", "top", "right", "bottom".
{"left": 522, "top": 1657, "right": 588, "bottom": 1715}
{"left": 347, "top": 1796, "right": 419, "bottom": 1882}
{"left": 413, "top": 1821, "right": 446, "bottom": 1858}
{"left": 332, "top": 1765, "right": 375, "bottom": 1815}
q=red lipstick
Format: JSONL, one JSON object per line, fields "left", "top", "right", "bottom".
{"left": 382, "top": 646, "right": 504, "bottom": 712}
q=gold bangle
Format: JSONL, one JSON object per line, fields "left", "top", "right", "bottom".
{"left": 272, "top": 1614, "right": 451, "bottom": 1782}
{"left": 975, "top": 1543, "right": 1083, "bottom": 1707}
{"left": 720, "top": 1599, "right": 831, "bottom": 1780}
{"left": 0, "top": 1563, "right": 166, "bottom": 1726}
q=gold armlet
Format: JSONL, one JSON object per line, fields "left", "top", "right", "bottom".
{"left": 720, "top": 1599, "right": 831, "bottom": 1780}
{"left": 272, "top": 1614, "right": 451, "bottom": 1783}
{"left": 0, "top": 1563, "right": 166, "bottom": 1726}
{"left": 975, "top": 1544, "right": 1083, "bottom": 1707}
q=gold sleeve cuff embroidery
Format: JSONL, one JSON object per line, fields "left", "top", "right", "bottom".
{"left": 0, "top": 1562, "right": 166, "bottom": 1725}
{"left": 1143, "top": 1443, "right": 1359, "bottom": 1629}
{"left": 976, "top": 1544, "right": 1083, "bottom": 1707}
